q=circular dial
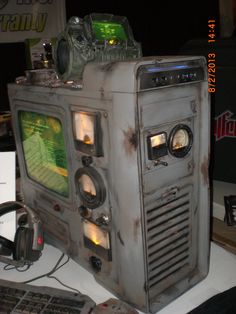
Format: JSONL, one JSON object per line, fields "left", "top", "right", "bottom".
{"left": 172, "top": 129, "right": 189, "bottom": 150}
{"left": 169, "top": 124, "right": 193, "bottom": 158}
{"left": 76, "top": 167, "right": 106, "bottom": 209}
{"left": 79, "top": 174, "right": 96, "bottom": 201}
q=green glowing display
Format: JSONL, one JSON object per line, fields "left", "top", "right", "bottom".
{"left": 92, "top": 21, "right": 127, "bottom": 41}
{"left": 19, "top": 111, "right": 69, "bottom": 197}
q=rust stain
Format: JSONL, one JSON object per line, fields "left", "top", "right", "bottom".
{"left": 95, "top": 299, "right": 138, "bottom": 314}
{"left": 117, "top": 231, "right": 125, "bottom": 246}
{"left": 98, "top": 62, "right": 118, "bottom": 98}
{"left": 68, "top": 241, "right": 78, "bottom": 258}
{"left": 201, "top": 155, "right": 209, "bottom": 186}
{"left": 99, "top": 87, "right": 105, "bottom": 99}
{"left": 188, "top": 160, "right": 195, "bottom": 173}
{"left": 133, "top": 218, "right": 141, "bottom": 242}
{"left": 123, "top": 127, "right": 138, "bottom": 156}
{"left": 100, "top": 61, "right": 117, "bottom": 72}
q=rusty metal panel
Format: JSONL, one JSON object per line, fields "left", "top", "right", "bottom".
{"left": 8, "top": 56, "right": 210, "bottom": 313}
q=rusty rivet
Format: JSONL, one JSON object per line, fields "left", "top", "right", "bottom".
{"left": 53, "top": 204, "right": 61, "bottom": 212}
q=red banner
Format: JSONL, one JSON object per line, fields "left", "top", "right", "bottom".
{"left": 214, "top": 110, "right": 236, "bottom": 141}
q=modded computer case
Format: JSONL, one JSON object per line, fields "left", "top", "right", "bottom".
{"left": 8, "top": 14, "right": 210, "bottom": 314}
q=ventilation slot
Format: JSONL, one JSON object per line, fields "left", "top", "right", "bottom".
{"left": 145, "top": 190, "right": 192, "bottom": 296}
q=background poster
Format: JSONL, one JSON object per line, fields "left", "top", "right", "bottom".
{"left": 0, "top": 0, "right": 66, "bottom": 43}
{"left": 0, "top": 152, "right": 16, "bottom": 241}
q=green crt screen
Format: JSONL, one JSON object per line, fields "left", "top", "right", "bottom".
{"left": 92, "top": 21, "right": 127, "bottom": 41}
{"left": 19, "top": 111, "right": 69, "bottom": 197}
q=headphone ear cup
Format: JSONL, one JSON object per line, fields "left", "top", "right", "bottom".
{"left": 0, "top": 235, "right": 14, "bottom": 256}
{"left": 13, "top": 227, "right": 41, "bottom": 262}
{"left": 13, "top": 227, "right": 29, "bottom": 261}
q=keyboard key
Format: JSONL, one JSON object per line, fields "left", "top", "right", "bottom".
{"left": 51, "top": 297, "right": 85, "bottom": 308}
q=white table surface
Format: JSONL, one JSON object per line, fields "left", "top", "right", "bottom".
{"left": 0, "top": 241, "right": 236, "bottom": 314}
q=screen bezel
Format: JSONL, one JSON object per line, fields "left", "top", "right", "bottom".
{"left": 13, "top": 102, "right": 72, "bottom": 202}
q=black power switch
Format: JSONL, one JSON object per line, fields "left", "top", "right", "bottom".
{"left": 82, "top": 155, "right": 93, "bottom": 167}
{"left": 90, "top": 256, "right": 102, "bottom": 272}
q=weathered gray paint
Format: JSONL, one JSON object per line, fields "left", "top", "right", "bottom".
{"left": 8, "top": 56, "right": 210, "bottom": 313}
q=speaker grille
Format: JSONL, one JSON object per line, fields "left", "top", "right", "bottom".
{"left": 145, "top": 186, "right": 193, "bottom": 298}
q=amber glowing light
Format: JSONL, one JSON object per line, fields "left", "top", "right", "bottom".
{"left": 83, "top": 220, "right": 110, "bottom": 249}
{"left": 74, "top": 112, "right": 95, "bottom": 145}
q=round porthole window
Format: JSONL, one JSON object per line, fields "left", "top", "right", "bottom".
{"left": 76, "top": 167, "right": 106, "bottom": 209}
{"left": 168, "top": 124, "right": 193, "bottom": 158}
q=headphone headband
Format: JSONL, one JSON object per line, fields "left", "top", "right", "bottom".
{"left": 0, "top": 202, "right": 22, "bottom": 216}
{"left": 0, "top": 201, "right": 36, "bottom": 226}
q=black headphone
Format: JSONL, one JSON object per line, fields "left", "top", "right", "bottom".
{"left": 0, "top": 201, "right": 44, "bottom": 267}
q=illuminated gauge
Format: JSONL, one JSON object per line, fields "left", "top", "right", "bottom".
{"left": 83, "top": 220, "right": 112, "bottom": 261}
{"left": 83, "top": 220, "right": 110, "bottom": 249}
{"left": 76, "top": 167, "right": 106, "bottom": 209}
{"left": 73, "top": 111, "right": 103, "bottom": 157}
{"left": 147, "top": 132, "right": 167, "bottom": 160}
{"left": 80, "top": 174, "right": 96, "bottom": 199}
{"left": 74, "top": 112, "right": 95, "bottom": 145}
{"left": 168, "top": 124, "right": 193, "bottom": 158}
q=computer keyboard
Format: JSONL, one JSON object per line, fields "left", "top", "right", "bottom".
{"left": 0, "top": 278, "right": 95, "bottom": 314}
{"left": 0, "top": 278, "right": 139, "bottom": 314}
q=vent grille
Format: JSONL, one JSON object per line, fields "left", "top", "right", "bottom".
{"left": 145, "top": 188, "right": 192, "bottom": 296}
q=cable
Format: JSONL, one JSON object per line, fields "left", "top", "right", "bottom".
{"left": 47, "top": 275, "right": 81, "bottom": 295}
{"left": 0, "top": 201, "right": 81, "bottom": 294}
{"left": 22, "top": 252, "right": 66, "bottom": 284}
{"left": 4, "top": 263, "right": 31, "bottom": 272}
{"left": 21, "top": 252, "right": 81, "bottom": 294}
{"left": 0, "top": 200, "right": 39, "bottom": 272}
